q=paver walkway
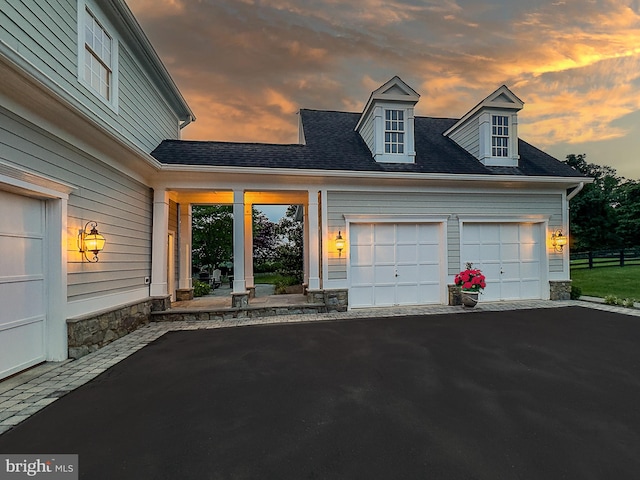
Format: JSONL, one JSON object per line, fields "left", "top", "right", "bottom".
{"left": 0, "top": 299, "right": 638, "bottom": 436}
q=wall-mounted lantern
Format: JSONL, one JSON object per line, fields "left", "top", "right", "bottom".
{"left": 551, "top": 229, "right": 567, "bottom": 252}
{"left": 78, "top": 221, "right": 106, "bottom": 262}
{"left": 335, "top": 231, "right": 345, "bottom": 257}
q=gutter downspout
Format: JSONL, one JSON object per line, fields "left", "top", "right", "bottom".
{"left": 567, "top": 182, "right": 585, "bottom": 201}
{"left": 179, "top": 115, "right": 193, "bottom": 130}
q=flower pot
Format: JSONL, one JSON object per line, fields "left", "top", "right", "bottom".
{"left": 461, "top": 291, "right": 479, "bottom": 308}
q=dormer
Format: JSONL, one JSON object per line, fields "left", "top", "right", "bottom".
{"left": 444, "top": 85, "right": 524, "bottom": 167}
{"left": 355, "top": 76, "right": 420, "bottom": 164}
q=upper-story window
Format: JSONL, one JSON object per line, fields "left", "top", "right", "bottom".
{"left": 84, "top": 8, "right": 112, "bottom": 101}
{"left": 384, "top": 109, "right": 405, "bottom": 154}
{"left": 491, "top": 115, "right": 509, "bottom": 157}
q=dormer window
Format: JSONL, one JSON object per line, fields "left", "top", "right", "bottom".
{"left": 491, "top": 115, "right": 509, "bottom": 157}
{"left": 384, "top": 109, "right": 405, "bottom": 154}
{"left": 355, "top": 76, "right": 419, "bottom": 164}
{"left": 444, "top": 85, "right": 523, "bottom": 168}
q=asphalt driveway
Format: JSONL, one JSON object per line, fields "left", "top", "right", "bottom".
{"left": 1, "top": 306, "right": 640, "bottom": 479}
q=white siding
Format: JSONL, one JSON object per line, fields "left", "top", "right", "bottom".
{"left": 359, "top": 114, "right": 375, "bottom": 155}
{"left": 0, "top": 0, "right": 181, "bottom": 152}
{"left": 0, "top": 107, "right": 152, "bottom": 304}
{"left": 327, "top": 190, "right": 564, "bottom": 280}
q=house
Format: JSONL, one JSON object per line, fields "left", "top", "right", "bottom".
{"left": 151, "top": 76, "right": 587, "bottom": 309}
{"left": 0, "top": 0, "right": 586, "bottom": 380}
{"left": 0, "top": 0, "right": 193, "bottom": 379}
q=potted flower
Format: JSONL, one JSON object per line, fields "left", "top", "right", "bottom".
{"left": 455, "top": 262, "right": 486, "bottom": 307}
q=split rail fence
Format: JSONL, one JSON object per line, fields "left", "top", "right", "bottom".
{"left": 570, "top": 248, "right": 640, "bottom": 270}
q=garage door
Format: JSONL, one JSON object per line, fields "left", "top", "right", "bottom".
{"left": 461, "top": 223, "right": 542, "bottom": 302}
{"left": 0, "top": 190, "right": 47, "bottom": 380}
{"left": 350, "top": 223, "right": 442, "bottom": 308}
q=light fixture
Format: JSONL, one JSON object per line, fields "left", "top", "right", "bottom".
{"left": 551, "top": 229, "right": 567, "bottom": 252}
{"left": 78, "top": 221, "right": 106, "bottom": 262}
{"left": 335, "top": 231, "right": 345, "bottom": 257}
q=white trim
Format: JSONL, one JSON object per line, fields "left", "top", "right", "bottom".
{"left": 66, "top": 287, "right": 150, "bottom": 319}
{"left": 456, "top": 214, "right": 551, "bottom": 223}
{"left": 344, "top": 214, "right": 450, "bottom": 223}
{"left": 0, "top": 160, "right": 75, "bottom": 198}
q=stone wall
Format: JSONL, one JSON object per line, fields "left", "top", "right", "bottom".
{"left": 307, "top": 289, "right": 348, "bottom": 312}
{"left": 549, "top": 280, "right": 572, "bottom": 301}
{"left": 66, "top": 296, "right": 170, "bottom": 359}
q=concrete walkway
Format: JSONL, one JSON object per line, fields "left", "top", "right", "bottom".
{"left": 1, "top": 299, "right": 639, "bottom": 435}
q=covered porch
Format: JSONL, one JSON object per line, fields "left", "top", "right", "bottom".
{"left": 148, "top": 186, "right": 346, "bottom": 311}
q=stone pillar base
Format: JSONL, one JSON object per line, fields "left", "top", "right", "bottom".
{"left": 448, "top": 284, "right": 462, "bottom": 306}
{"left": 232, "top": 292, "right": 250, "bottom": 308}
{"left": 549, "top": 280, "right": 572, "bottom": 300}
{"left": 247, "top": 286, "right": 256, "bottom": 299}
{"left": 176, "top": 288, "right": 194, "bottom": 301}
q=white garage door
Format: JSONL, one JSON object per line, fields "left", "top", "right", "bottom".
{"left": 0, "top": 190, "right": 47, "bottom": 380}
{"left": 350, "top": 223, "right": 442, "bottom": 308}
{"left": 461, "top": 223, "right": 542, "bottom": 302}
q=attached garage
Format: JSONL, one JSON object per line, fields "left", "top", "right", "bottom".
{"left": 0, "top": 190, "right": 47, "bottom": 380}
{"left": 349, "top": 222, "right": 444, "bottom": 308}
{"left": 461, "top": 222, "right": 546, "bottom": 302}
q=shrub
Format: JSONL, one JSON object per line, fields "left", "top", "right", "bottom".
{"left": 193, "top": 280, "right": 211, "bottom": 297}
{"left": 622, "top": 298, "right": 637, "bottom": 308}
{"left": 604, "top": 295, "right": 618, "bottom": 305}
{"left": 570, "top": 285, "right": 582, "bottom": 300}
{"left": 274, "top": 275, "right": 299, "bottom": 294}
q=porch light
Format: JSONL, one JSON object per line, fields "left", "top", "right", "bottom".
{"left": 78, "top": 221, "right": 106, "bottom": 262}
{"left": 551, "top": 229, "right": 567, "bottom": 252}
{"left": 336, "top": 231, "right": 345, "bottom": 257}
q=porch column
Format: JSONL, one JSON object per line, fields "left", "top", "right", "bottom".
{"left": 244, "top": 202, "right": 255, "bottom": 291}
{"left": 307, "top": 190, "right": 321, "bottom": 290}
{"left": 150, "top": 189, "right": 169, "bottom": 297}
{"left": 178, "top": 203, "right": 192, "bottom": 289}
{"left": 232, "top": 190, "right": 247, "bottom": 293}
{"left": 303, "top": 205, "right": 309, "bottom": 287}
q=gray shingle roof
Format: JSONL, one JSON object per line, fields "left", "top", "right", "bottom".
{"left": 150, "top": 109, "right": 585, "bottom": 178}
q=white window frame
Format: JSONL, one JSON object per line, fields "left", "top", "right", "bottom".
{"left": 77, "top": 0, "right": 119, "bottom": 111}
{"left": 384, "top": 109, "right": 405, "bottom": 154}
{"left": 491, "top": 115, "right": 509, "bottom": 157}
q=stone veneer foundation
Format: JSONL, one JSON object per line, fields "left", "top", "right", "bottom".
{"left": 549, "top": 280, "right": 572, "bottom": 301}
{"left": 66, "top": 296, "right": 170, "bottom": 359}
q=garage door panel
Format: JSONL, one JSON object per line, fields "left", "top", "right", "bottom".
{"left": 374, "top": 224, "right": 395, "bottom": 243}
{"left": 0, "top": 237, "right": 44, "bottom": 277}
{"left": 396, "top": 244, "right": 418, "bottom": 263}
{"left": 418, "top": 263, "right": 440, "bottom": 282}
{"left": 520, "top": 243, "right": 537, "bottom": 261}
{"left": 351, "top": 266, "right": 373, "bottom": 285}
{"left": 374, "top": 285, "right": 395, "bottom": 306}
{"left": 0, "top": 319, "right": 45, "bottom": 379}
{"left": 350, "top": 286, "right": 373, "bottom": 308}
{"left": 500, "top": 224, "right": 520, "bottom": 242}
{"left": 417, "top": 244, "right": 439, "bottom": 263}
{"left": 501, "top": 244, "right": 521, "bottom": 262}
{"left": 351, "top": 245, "right": 372, "bottom": 266}
{"left": 396, "top": 264, "right": 418, "bottom": 280}
{"left": 418, "top": 224, "right": 440, "bottom": 243}
{"left": 396, "top": 224, "right": 417, "bottom": 243}
{"left": 0, "top": 280, "right": 45, "bottom": 322}
{"left": 396, "top": 285, "right": 418, "bottom": 305}
{"left": 374, "top": 244, "right": 394, "bottom": 263}
{"left": 351, "top": 224, "right": 373, "bottom": 244}
{"left": 374, "top": 264, "right": 395, "bottom": 283}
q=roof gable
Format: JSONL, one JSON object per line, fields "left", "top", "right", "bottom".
{"left": 355, "top": 76, "right": 420, "bottom": 132}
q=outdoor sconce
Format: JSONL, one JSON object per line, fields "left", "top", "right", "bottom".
{"left": 551, "top": 229, "right": 567, "bottom": 252}
{"left": 335, "top": 231, "right": 345, "bottom": 257}
{"left": 78, "top": 221, "right": 106, "bottom": 262}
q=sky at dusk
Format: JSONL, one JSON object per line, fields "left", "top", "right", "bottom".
{"left": 128, "top": 0, "right": 640, "bottom": 180}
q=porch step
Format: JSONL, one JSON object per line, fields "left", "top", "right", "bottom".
{"left": 150, "top": 302, "right": 341, "bottom": 322}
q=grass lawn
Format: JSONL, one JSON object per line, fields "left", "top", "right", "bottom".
{"left": 571, "top": 265, "right": 640, "bottom": 299}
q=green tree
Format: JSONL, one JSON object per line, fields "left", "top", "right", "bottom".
{"left": 563, "top": 154, "right": 621, "bottom": 251}
{"left": 252, "top": 208, "right": 278, "bottom": 269}
{"left": 615, "top": 180, "right": 640, "bottom": 247}
{"left": 275, "top": 205, "right": 304, "bottom": 282}
{"left": 192, "top": 205, "right": 233, "bottom": 272}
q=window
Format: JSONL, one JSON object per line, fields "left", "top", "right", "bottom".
{"left": 84, "top": 8, "right": 112, "bottom": 101}
{"left": 491, "top": 115, "right": 509, "bottom": 157}
{"left": 384, "top": 109, "right": 404, "bottom": 154}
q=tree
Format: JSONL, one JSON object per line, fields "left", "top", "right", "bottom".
{"left": 252, "top": 208, "right": 278, "bottom": 269}
{"left": 563, "top": 154, "right": 621, "bottom": 251}
{"left": 615, "top": 180, "right": 640, "bottom": 247}
{"left": 275, "top": 205, "right": 304, "bottom": 282}
{"left": 191, "top": 205, "right": 233, "bottom": 273}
